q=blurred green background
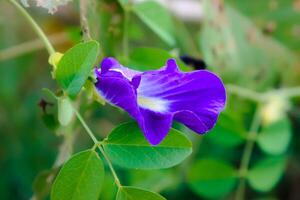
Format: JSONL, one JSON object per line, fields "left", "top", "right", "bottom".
{"left": 1, "top": 0, "right": 300, "bottom": 199}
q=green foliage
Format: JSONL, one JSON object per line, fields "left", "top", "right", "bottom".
{"left": 116, "top": 186, "right": 166, "bottom": 200}
{"left": 200, "top": 0, "right": 298, "bottom": 89}
{"left": 206, "top": 113, "right": 246, "bottom": 147}
{"left": 128, "top": 47, "right": 190, "bottom": 71}
{"left": 258, "top": 117, "right": 292, "bottom": 155}
{"left": 187, "top": 158, "right": 238, "bottom": 199}
{"left": 55, "top": 41, "right": 99, "bottom": 98}
{"left": 247, "top": 157, "right": 286, "bottom": 192}
{"left": 103, "top": 122, "right": 192, "bottom": 169}
{"left": 132, "top": 1, "right": 176, "bottom": 46}
{"left": 51, "top": 150, "right": 104, "bottom": 200}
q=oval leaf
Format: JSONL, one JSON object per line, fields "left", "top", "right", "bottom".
{"left": 51, "top": 150, "right": 104, "bottom": 200}
{"left": 132, "top": 1, "right": 176, "bottom": 46}
{"left": 57, "top": 96, "right": 74, "bottom": 126}
{"left": 247, "top": 157, "right": 286, "bottom": 192}
{"left": 116, "top": 186, "right": 166, "bottom": 200}
{"left": 258, "top": 117, "right": 291, "bottom": 155}
{"left": 206, "top": 113, "right": 246, "bottom": 147}
{"left": 56, "top": 40, "right": 99, "bottom": 98}
{"left": 103, "top": 122, "right": 192, "bottom": 169}
{"left": 187, "top": 158, "right": 237, "bottom": 199}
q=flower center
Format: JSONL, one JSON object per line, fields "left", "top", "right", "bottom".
{"left": 137, "top": 96, "right": 169, "bottom": 112}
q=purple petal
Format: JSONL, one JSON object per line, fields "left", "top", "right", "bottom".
{"left": 95, "top": 57, "right": 226, "bottom": 145}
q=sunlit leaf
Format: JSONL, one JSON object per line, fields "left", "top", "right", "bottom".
{"left": 103, "top": 122, "right": 192, "bottom": 169}
{"left": 132, "top": 1, "right": 176, "bottom": 46}
{"left": 55, "top": 41, "right": 99, "bottom": 98}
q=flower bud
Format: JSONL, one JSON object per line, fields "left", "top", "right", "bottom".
{"left": 48, "top": 52, "right": 63, "bottom": 69}
{"left": 261, "top": 95, "right": 289, "bottom": 125}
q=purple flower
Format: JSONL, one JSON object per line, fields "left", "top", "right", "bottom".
{"left": 95, "top": 57, "right": 226, "bottom": 145}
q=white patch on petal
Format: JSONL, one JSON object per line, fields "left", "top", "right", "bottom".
{"left": 110, "top": 68, "right": 139, "bottom": 81}
{"left": 137, "top": 96, "right": 169, "bottom": 112}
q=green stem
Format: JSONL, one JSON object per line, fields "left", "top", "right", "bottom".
{"left": 122, "top": 6, "right": 129, "bottom": 59}
{"left": 226, "top": 84, "right": 266, "bottom": 102}
{"left": 278, "top": 86, "right": 300, "bottom": 98}
{"left": 74, "top": 109, "right": 98, "bottom": 144}
{"left": 98, "top": 144, "right": 121, "bottom": 187}
{"left": 235, "top": 107, "right": 262, "bottom": 200}
{"left": 74, "top": 109, "right": 121, "bottom": 187}
{"left": 9, "top": 0, "right": 55, "bottom": 55}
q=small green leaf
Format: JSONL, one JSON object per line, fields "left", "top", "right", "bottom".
{"left": 103, "top": 122, "right": 192, "bottom": 169}
{"left": 128, "top": 47, "right": 190, "bottom": 71}
{"left": 247, "top": 157, "right": 286, "bottom": 192}
{"left": 32, "top": 168, "right": 58, "bottom": 200}
{"left": 206, "top": 113, "right": 246, "bottom": 147}
{"left": 56, "top": 41, "right": 99, "bottom": 98}
{"left": 258, "top": 117, "right": 292, "bottom": 155}
{"left": 57, "top": 96, "right": 74, "bottom": 126}
{"left": 132, "top": 1, "right": 176, "bottom": 46}
{"left": 42, "top": 113, "right": 59, "bottom": 130}
{"left": 187, "top": 158, "right": 237, "bottom": 199}
{"left": 116, "top": 186, "right": 166, "bottom": 200}
{"left": 51, "top": 150, "right": 105, "bottom": 200}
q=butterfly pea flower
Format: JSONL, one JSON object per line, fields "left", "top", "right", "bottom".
{"left": 94, "top": 57, "right": 226, "bottom": 145}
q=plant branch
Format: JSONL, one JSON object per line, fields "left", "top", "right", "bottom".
{"left": 74, "top": 108, "right": 121, "bottom": 187}
{"left": 9, "top": 0, "right": 55, "bottom": 55}
{"left": 122, "top": 5, "right": 130, "bottom": 59}
{"left": 226, "top": 84, "right": 266, "bottom": 102}
{"left": 0, "top": 32, "right": 68, "bottom": 61}
{"left": 98, "top": 144, "right": 121, "bottom": 187}
{"left": 79, "top": 0, "right": 91, "bottom": 41}
{"left": 235, "top": 106, "right": 262, "bottom": 200}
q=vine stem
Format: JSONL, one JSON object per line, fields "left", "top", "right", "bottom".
{"left": 122, "top": 5, "right": 130, "bottom": 59}
{"left": 226, "top": 84, "right": 266, "bottom": 102}
{"left": 74, "top": 109, "right": 121, "bottom": 187}
{"left": 9, "top": 0, "right": 55, "bottom": 55}
{"left": 235, "top": 106, "right": 262, "bottom": 200}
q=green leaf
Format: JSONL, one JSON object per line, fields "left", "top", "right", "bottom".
{"left": 103, "top": 122, "right": 192, "bottom": 169}
{"left": 187, "top": 158, "right": 237, "bottom": 199}
{"left": 32, "top": 168, "right": 58, "bottom": 200}
{"left": 257, "top": 117, "right": 291, "bottom": 155}
{"left": 247, "top": 157, "right": 286, "bottom": 192}
{"left": 116, "top": 186, "right": 166, "bottom": 200}
{"left": 132, "top": 1, "right": 176, "bottom": 46}
{"left": 56, "top": 41, "right": 99, "bottom": 98}
{"left": 128, "top": 47, "right": 190, "bottom": 71}
{"left": 57, "top": 96, "right": 74, "bottom": 126}
{"left": 200, "top": 1, "right": 298, "bottom": 89}
{"left": 206, "top": 113, "right": 246, "bottom": 147}
{"left": 51, "top": 150, "right": 104, "bottom": 200}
